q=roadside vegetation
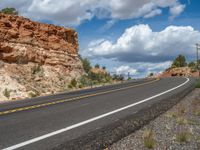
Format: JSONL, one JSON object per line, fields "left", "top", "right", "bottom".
{"left": 195, "top": 79, "right": 200, "bottom": 88}
{"left": 110, "top": 89, "right": 200, "bottom": 150}
{"left": 142, "top": 129, "right": 156, "bottom": 149}
{"left": 3, "top": 88, "right": 11, "bottom": 99}
{"left": 166, "top": 54, "right": 197, "bottom": 71}
{"left": 67, "top": 57, "right": 125, "bottom": 89}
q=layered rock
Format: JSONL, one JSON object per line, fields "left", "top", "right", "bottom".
{"left": 159, "top": 67, "right": 199, "bottom": 77}
{"left": 0, "top": 13, "right": 84, "bottom": 101}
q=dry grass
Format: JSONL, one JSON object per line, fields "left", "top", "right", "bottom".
{"left": 176, "top": 131, "right": 191, "bottom": 143}
{"left": 192, "top": 99, "right": 200, "bottom": 116}
{"left": 166, "top": 111, "right": 177, "bottom": 118}
{"left": 176, "top": 117, "right": 188, "bottom": 125}
{"left": 142, "top": 129, "right": 156, "bottom": 149}
{"left": 176, "top": 104, "right": 187, "bottom": 116}
{"left": 195, "top": 79, "right": 200, "bottom": 88}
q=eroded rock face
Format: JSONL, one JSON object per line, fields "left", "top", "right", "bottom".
{"left": 0, "top": 13, "right": 84, "bottom": 101}
{"left": 159, "top": 67, "right": 199, "bottom": 77}
{"left": 0, "top": 13, "right": 79, "bottom": 66}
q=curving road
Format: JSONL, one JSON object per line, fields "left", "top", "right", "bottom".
{"left": 0, "top": 77, "right": 195, "bottom": 150}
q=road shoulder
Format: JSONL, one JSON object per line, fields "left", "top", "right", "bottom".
{"left": 110, "top": 89, "right": 200, "bottom": 150}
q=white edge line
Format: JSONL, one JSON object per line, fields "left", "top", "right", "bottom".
{"left": 3, "top": 78, "right": 190, "bottom": 150}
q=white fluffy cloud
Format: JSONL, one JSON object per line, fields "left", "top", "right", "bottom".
{"left": 86, "top": 24, "right": 200, "bottom": 62}
{"left": 112, "top": 61, "right": 172, "bottom": 77}
{"left": 169, "top": 3, "right": 186, "bottom": 20}
{"left": 0, "top": 0, "right": 186, "bottom": 25}
{"left": 114, "top": 65, "right": 137, "bottom": 75}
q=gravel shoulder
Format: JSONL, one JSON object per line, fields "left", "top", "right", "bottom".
{"left": 110, "top": 89, "right": 200, "bottom": 150}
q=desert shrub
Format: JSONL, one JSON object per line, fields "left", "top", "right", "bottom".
{"left": 142, "top": 129, "right": 156, "bottom": 149}
{"left": 188, "top": 61, "right": 195, "bottom": 68}
{"left": 28, "top": 91, "right": 38, "bottom": 98}
{"left": 176, "top": 117, "right": 188, "bottom": 125}
{"left": 176, "top": 131, "right": 191, "bottom": 143}
{"left": 68, "top": 78, "right": 77, "bottom": 89}
{"left": 3, "top": 88, "right": 11, "bottom": 99}
{"left": 68, "top": 84, "right": 73, "bottom": 89}
{"left": 195, "top": 79, "right": 200, "bottom": 88}
{"left": 127, "top": 77, "right": 132, "bottom": 80}
{"left": 112, "top": 74, "right": 124, "bottom": 81}
{"left": 79, "top": 75, "right": 90, "bottom": 86}
{"left": 78, "top": 84, "right": 83, "bottom": 88}
{"left": 81, "top": 58, "right": 92, "bottom": 74}
{"left": 166, "top": 111, "right": 177, "bottom": 118}
{"left": 94, "top": 64, "right": 100, "bottom": 68}
{"left": 70, "top": 78, "right": 77, "bottom": 87}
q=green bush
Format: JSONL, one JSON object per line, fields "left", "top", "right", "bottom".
{"left": 94, "top": 64, "right": 100, "bottom": 68}
{"left": 1, "top": 7, "right": 18, "bottom": 15}
{"left": 188, "top": 61, "right": 196, "bottom": 68}
{"left": 68, "top": 84, "right": 73, "bottom": 89}
{"left": 28, "top": 92, "right": 38, "bottom": 98}
{"left": 3, "top": 88, "right": 11, "bottom": 99}
{"left": 112, "top": 74, "right": 124, "bottom": 81}
{"left": 81, "top": 58, "right": 92, "bottom": 74}
{"left": 70, "top": 78, "right": 77, "bottom": 87}
{"left": 79, "top": 75, "right": 90, "bottom": 86}
{"left": 78, "top": 84, "right": 84, "bottom": 88}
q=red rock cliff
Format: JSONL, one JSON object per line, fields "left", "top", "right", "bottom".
{"left": 0, "top": 13, "right": 81, "bottom": 68}
{"left": 0, "top": 13, "right": 84, "bottom": 100}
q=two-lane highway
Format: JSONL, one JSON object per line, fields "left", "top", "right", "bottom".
{"left": 0, "top": 77, "right": 195, "bottom": 150}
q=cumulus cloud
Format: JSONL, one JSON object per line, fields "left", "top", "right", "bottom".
{"left": 169, "top": 3, "right": 186, "bottom": 20}
{"left": 114, "top": 65, "right": 137, "bottom": 75}
{"left": 112, "top": 61, "right": 172, "bottom": 77}
{"left": 144, "top": 9, "right": 162, "bottom": 18}
{"left": 86, "top": 24, "right": 200, "bottom": 63}
{"left": 0, "top": 0, "right": 186, "bottom": 26}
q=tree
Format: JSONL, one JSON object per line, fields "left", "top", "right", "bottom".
{"left": 188, "top": 61, "right": 195, "bottom": 68}
{"left": 95, "top": 64, "right": 100, "bottom": 68}
{"left": 82, "top": 58, "right": 92, "bottom": 74}
{"left": 172, "top": 55, "right": 187, "bottom": 68}
{"left": 149, "top": 73, "right": 154, "bottom": 77}
{"left": 102, "top": 66, "right": 106, "bottom": 70}
{"left": 1, "top": 7, "right": 18, "bottom": 15}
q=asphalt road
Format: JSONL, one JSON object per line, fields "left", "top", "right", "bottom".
{"left": 0, "top": 77, "right": 195, "bottom": 150}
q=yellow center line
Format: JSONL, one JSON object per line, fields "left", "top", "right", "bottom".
{"left": 0, "top": 78, "right": 160, "bottom": 116}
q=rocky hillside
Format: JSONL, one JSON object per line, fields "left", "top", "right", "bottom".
{"left": 0, "top": 13, "right": 84, "bottom": 101}
{"left": 160, "top": 67, "right": 199, "bottom": 78}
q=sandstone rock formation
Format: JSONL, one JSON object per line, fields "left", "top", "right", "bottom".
{"left": 0, "top": 13, "right": 84, "bottom": 101}
{"left": 159, "top": 67, "right": 199, "bottom": 78}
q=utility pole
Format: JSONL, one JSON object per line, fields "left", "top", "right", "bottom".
{"left": 128, "top": 72, "right": 130, "bottom": 79}
{"left": 196, "top": 43, "right": 200, "bottom": 77}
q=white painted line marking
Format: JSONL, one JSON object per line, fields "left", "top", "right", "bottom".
{"left": 3, "top": 78, "right": 190, "bottom": 150}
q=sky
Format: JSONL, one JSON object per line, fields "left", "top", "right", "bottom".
{"left": 0, "top": 0, "right": 200, "bottom": 78}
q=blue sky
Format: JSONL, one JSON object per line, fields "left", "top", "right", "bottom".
{"left": 1, "top": 0, "right": 200, "bottom": 77}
